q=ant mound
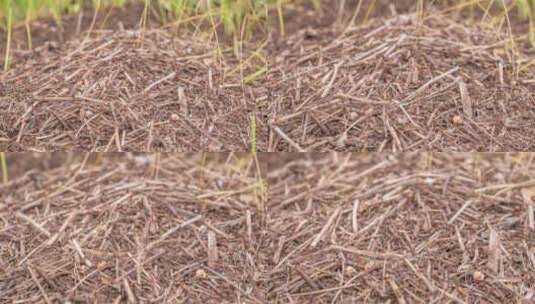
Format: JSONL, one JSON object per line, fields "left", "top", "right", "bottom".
{"left": 265, "top": 153, "right": 535, "bottom": 302}
{"left": 266, "top": 13, "right": 535, "bottom": 151}
{"left": 0, "top": 30, "right": 252, "bottom": 151}
{"left": 0, "top": 156, "right": 265, "bottom": 303}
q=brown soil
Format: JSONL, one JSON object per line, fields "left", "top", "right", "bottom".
{"left": 265, "top": 12, "right": 535, "bottom": 152}
{"left": 2, "top": 153, "right": 535, "bottom": 302}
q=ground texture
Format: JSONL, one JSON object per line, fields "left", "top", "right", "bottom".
{"left": 1, "top": 153, "right": 535, "bottom": 303}
{"left": 1, "top": 30, "right": 253, "bottom": 152}
{"left": 1, "top": 2, "right": 535, "bottom": 152}
{"left": 265, "top": 14, "right": 535, "bottom": 151}
{"left": 1, "top": 154, "right": 266, "bottom": 303}
{"left": 265, "top": 153, "right": 535, "bottom": 302}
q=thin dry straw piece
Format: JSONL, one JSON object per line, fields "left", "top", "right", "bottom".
{"left": 388, "top": 278, "right": 407, "bottom": 304}
{"left": 46, "top": 211, "right": 78, "bottom": 245}
{"left": 15, "top": 212, "right": 51, "bottom": 237}
{"left": 457, "top": 77, "right": 473, "bottom": 118}
{"left": 27, "top": 265, "right": 52, "bottom": 304}
{"left": 521, "top": 187, "right": 535, "bottom": 231}
{"left": 147, "top": 214, "right": 203, "bottom": 251}
{"left": 352, "top": 199, "right": 359, "bottom": 233}
{"left": 448, "top": 200, "right": 473, "bottom": 224}
{"left": 311, "top": 206, "right": 341, "bottom": 247}
{"left": 331, "top": 245, "right": 404, "bottom": 260}
{"left": 143, "top": 72, "right": 176, "bottom": 94}
{"left": 271, "top": 125, "right": 306, "bottom": 152}
{"left": 246, "top": 209, "right": 253, "bottom": 245}
{"left": 207, "top": 231, "right": 218, "bottom": 268}
{"left": 400, "top": 66, "right": 460, "bottom": 105}
{"left": 488, "top": 228, "right": 500, "bottom": 274}
{"left": 123, "top": 278, "right": 136, "bottom": 304}
{"left": 71, "top": 239, "right": 93, "bottom": 267}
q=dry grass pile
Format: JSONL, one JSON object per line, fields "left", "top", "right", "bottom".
{"left": 0, "top": 30, "right": 253, "bottom": 152}
{"left": 265, "top": 153, "right": 535, "bottom": 302}
{"left": 265, "top": 13, "right": 535, "bottom": 151}
{"left": 0, "top": 154, "right": 266, "bottom": 303}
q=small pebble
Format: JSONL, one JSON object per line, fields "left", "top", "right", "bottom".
{"left": 452, "top": 115, "right": 463, "bottom": 125}
{"left": 473, "top": 270, "right": 485, "bottom": 281}
{"left": 345, "top": 266, "right": 357, "bottom": 276}
{"left": 195, "top": 269, "right": 208, "bottom": 279}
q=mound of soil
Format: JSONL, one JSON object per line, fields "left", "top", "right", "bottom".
{"left": 0, "top": 155, "right": 266, "bottom": 303}
{"left": 0, "top": 30, "right": 253, "bottom": 151}
{"left": 265, "top": 153, "right": 535, "bottom": 302}
{"left": 265, "top": 13, "right": 535, "bottom": 151}
{"left": 2, "top": 153, "right": 534, "bottom": 302}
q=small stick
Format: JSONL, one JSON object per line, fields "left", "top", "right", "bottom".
{"left": 498, "top": 60, "right": 504, "bottom": 87}
{"left": 488, "top": 228, "right": 500, "bottom": 274}
{"left": 273, "top": 236, "right": 286, "bottom": 263}
{"left": 331, "top": 245, "right": 403, "bottom": 260}
{"left": 27, "top": 266, "right": 52, "bottom": 304}
{"left": 271, "top": 126, "right": 306, "bottom": 152}
{"left": 208, "top": 68, "right": 214, "bottom": 90}
{"left": 521, "top": 187, "right": 535, "bottom": 231}
{"left": 457, "top": 77, "right": 473, "bottom": 118}
{"left": 295, "top": 266, "right": 319, "bottom": 290}
{"left": 246, "top": 210, "right": 253, "bottom": 245}
{"left": 178, "top": 86, "right": 188, "bottom": 116}
{"left": 388, "top": 278, "right": 406, "bottom": 304}
{"left": 207, "top": 231, "right": 218, "bottom": 268}
{"left": 352, "top": 200, "right": 360, "bottom": 233}
{"left": 16, "top": 212, "right": 51, "bottom": 237}
{"left": 202, "top": 220, "right": 231, "bottom": 239}
{"left": 46, "top": 211, "right": 78, "bottom": 245}
{"left": 321, "top": 61, "right": 343, "bottom": 98}
{"left": 147, "top": 215, "right": 202, "bottom": 250}
{"left": 123, "top": 278, "right": 136, "bottom": 304}
{"left": 311, "top": 207, "right": 341, "bottom": 247}
{"left": 401, "top": 66, "right": 459, "bottom": 105}
{"left": 448, "top": 200, "right": 472, "bottom": 225}
{"left": 403, "top": 258, "right": 435, "bottom": 292}
{"left": 143, "top": 72, "right": 176, "bottom": 93}
{"left": 71, "top": 239, "right": 93, "bottom": 267}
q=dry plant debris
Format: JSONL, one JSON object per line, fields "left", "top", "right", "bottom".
{"left": 2, "top": 153, "right": 535, "bottom": 303}
{"left": 266, "top": 13, "right": 535, "bottom": 151}
{"left": 265, "top": 153, "right": 535, "bottom": 303}
{"left": 0, "top": 30, "right": 253, "bottom": 152}
{"left": 0, "top": 155, "right": 266, "bottom": 303}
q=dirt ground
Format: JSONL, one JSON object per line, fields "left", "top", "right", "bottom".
{"left": 1, "top": 0, "right": 535, "bottom": 152}
{"left": 1, "top": 153, "right": 535, "bottom": 303}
